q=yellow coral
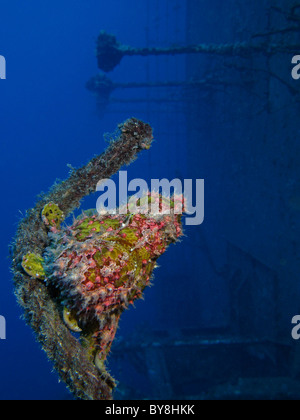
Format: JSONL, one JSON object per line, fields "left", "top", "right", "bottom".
{"left": 21, "top": 253, "right": 46, "bottom": 279}
{"left": 42, "top": 202, "right": 64, "bottom": 229}
{"left": 63, "top": 308, "right": 82, "bottom": 333}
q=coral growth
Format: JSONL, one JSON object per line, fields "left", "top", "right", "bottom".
{"left": 45, "top": 194, "right": 182, "bottom": 370}
{"left": 11, "top": 118, "right": 184, "bottom": 400}
{"left": 42, "top": 202, "right": 65, "bottom": 229}
{"left": 21, "top": 252, "right": 45, "bottom": 279}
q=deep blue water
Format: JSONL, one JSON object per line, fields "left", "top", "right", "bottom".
{"left": 0, "top": 0, "right": 300, "bottom": 400}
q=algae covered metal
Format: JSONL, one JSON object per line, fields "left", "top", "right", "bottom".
{"left": 11, "top": 118, "right": 184, "bottom": 400}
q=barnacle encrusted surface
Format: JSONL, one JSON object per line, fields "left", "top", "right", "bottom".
{"left": 11, "top": 118, "right": 184, "bottom": 400}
